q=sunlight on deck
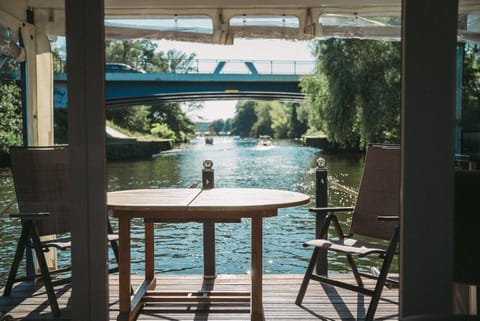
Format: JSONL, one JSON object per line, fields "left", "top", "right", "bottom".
{"left": 0, "top": 274, "right": 398, "bottom": 321}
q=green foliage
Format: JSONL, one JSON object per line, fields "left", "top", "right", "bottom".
{"left": 460, "top": 44, "right": 480, "bottom": 131}
{"left": 51, "top": 39, "right": 66, "bottom": 72}
{"left": 162, "top": 49, "right": 198, "bottom": 73}
{"left": 302, "top": 38, "right": 401, "bottom": 150}
{"left": 231, "top": 100, "right": 308, "bottom": 138}
{"left": 0, "top": 80, "right": 22, "bottom": 152}
{"left": 252, "top": 102, "right": 273, "bottom": 137}
{"left": 150, "top": 123, "right": 176, "bottom": 139}
{"left": 208, "top": 119, "right": 226, "bottom": 135}
{"left": 105, "top": 40, "right": 197, "bottom": 74}
{"left": 232, "top": 101, "right": 257, "bottom": 137}
{"left": 269, "top": 102, "right": 289, "bottom": 138}
{"left": 106, "top": 105, "right": 151, "bottom": 133}
{"left": 105, "top": 40, "right": 158, "bottom": 71}
{"left": 103, "top": 40, "right": 197, "bottom": 141}
{"left": 288, "top": 102, "right": 309, "bottom": 139}
{"left": 149, "top": 103, "right": 195, "bottom": 141}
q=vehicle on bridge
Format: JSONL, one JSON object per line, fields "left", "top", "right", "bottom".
{"left": 105, "top": 63, "right": 146, "bottom": 73}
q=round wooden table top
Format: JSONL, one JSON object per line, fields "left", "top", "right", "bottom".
{"left": 107, "top": 188, "right": 310, "bottom": 217}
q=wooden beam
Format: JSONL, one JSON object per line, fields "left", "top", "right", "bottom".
{"left": 65, "top": 0, "right": 108, "bottom": 320}
{"left": 400, "top": 0, "right": 458, "bottom": 317}
{"left": 20, "top": 21, "right": 53, "bottom": 146}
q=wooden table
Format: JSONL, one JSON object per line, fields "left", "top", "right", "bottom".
{"left": 107, "top": 188, "right": 310, "bottom": 321}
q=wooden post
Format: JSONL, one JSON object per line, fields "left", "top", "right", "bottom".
{"left": 66, "top": 0, "right": 108, "bottom": 320}
{"left": 314, "top": 157, "right": 328, "bottom": 275}
{"left": 19, "top": 10, "right": 55, "bottom": 274}
{"left": 202, "top": 160, "right": 216, "bottom": 277}
{"left": 401, "top": 0, "right": 457, "bottom": 316}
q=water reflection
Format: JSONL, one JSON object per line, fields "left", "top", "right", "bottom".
{"left": 106, "top": 137, "right": 367, "bottom": 275}
{"left": 0, "top": 138, "right": 373, "bottom": 283}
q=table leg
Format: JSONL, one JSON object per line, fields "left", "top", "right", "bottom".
{"left": 145, "top": 220, "right": 155, "bottom": 282}
{"left": 203, "top": 222, "right": 216, "bottom": 277}
{"left": 117, "top": 217, "right": 131, "bottom": 321}
{"left": 251, "top": 217, "right": 264, "bottom": 321}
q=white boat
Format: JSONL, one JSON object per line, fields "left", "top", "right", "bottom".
{"left": 257, "top": 135, "right": 273, "bottom": 147}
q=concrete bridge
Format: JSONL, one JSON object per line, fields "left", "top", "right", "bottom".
{"left": 53, "top": 59, "right": 314, "bottom": 108}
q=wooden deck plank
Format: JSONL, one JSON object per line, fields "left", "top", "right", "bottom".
{"left": 0, "top": 274, "right": 399, "bottom": 320}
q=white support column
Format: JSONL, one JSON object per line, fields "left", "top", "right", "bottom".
{"left": 401, "top": 0, "right": 458, "bottom": 317}
{"left": 20, "top": 20, "right": 53, "bottom": 146}
{"left": 19, "top": 12, "right": 56, "bottom": 271}
{"left": 66, "top": 0, "right": 108, "bottom": 320}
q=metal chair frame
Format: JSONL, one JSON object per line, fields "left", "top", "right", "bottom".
{"left": 2, "top": 146, "right": 120, "bottom": 317}
{"left": 296, "top": 144, "right": 401, "bottom": 321}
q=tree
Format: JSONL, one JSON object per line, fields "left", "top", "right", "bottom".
{"left": 0, "top": 57, "right": 22, "bottom": 155}
{"left": 105, "top": 41, "right": 198, "bottom": 74}
{"left": 232, "top": 101, "right": 257, "bottom": 137}
{"left": 223, "top": 118, "right": 232, "bottom": 133}
{"left": 230, "top": 100, "right": 309, "bottom": 139}
{"left": 105, "top": 40, "right": 160, "bottom": 71}
{"left": 106, "top": 105, "right": 151, "bottom": 133}
{"left": 460, "top": 44, "right": 480, "bottom": 131}
{"left": 287, "top": 102, "right": 308, "bottom": 138}
{"left": 208, "top": 119, "right": 226, "bottom": 135}
{"left": 0, "top": 80, "right": 22, "bottom": 153}
{"left": 104, "top": 40, "right": 198, "bottom": 141}
{"left": 301, "top": 38, "right": 401, "bottom": 150}
{"left": 251, "top": 102, "right": 273, "bottom": 137}
{"left": 149, "top": 102, "right": 195, "bottom": 141}
{"left": 161, "top": 49, "right": 198, "bottom": 73}
{"left": 269, "top": 102, "right": 289, "bottom": 138}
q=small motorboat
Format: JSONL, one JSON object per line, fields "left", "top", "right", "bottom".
{"left": 205, "top": 136, "right": 214, "bottom": 144}
{"left": 257, "top": 135, "right": 273, "bottom": 147}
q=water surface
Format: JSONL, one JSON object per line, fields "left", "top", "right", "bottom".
{"left": 0, "top": 137, "right": 372, "bottom": 282}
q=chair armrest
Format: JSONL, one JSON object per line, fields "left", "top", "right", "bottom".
{"left": 309, "top": 206, "right": 354, "bottom": 214}
{"left": 10, "top": 212, "right": 51, "bottom": 220}
{"left": 377, "top": 215, "right": 400, "bottom": 222}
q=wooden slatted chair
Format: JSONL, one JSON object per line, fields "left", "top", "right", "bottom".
{"left": 296, "top": 144, "right": 401, "bottom": 321}
{"left": 2, "top": 146, "right": 120, "bottom": 317}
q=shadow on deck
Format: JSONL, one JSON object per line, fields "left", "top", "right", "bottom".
{"left": 0, "top": 274, "right": 399, "bottom": 321}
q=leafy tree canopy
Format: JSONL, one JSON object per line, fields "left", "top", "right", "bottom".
{"left": 461, "top": 44, "right": 480, "bottom": 131}
{"left": 301, "top": 38, "right": 401, "bottom": 150}
{"left": 103, "top": 40, "right": 197, "bottom": 141}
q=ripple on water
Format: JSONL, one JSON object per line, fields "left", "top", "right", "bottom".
{"left": 0, "top": 139, "right": 390, "bottom": 283}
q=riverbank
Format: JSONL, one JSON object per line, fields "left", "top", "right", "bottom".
{"left": 106, "top": 137, "right": 172, "bottom": 161}
{"left": 303, "top": 135, "right": 329, "bottom": 149}
{"left": 106, "top": 125, "right": 173, "bottom": 161}
{"left": 0, "top": 127, "right": 173, "bottom": 166}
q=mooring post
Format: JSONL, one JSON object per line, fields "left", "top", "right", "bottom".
{"left": 315, "top": 157, "right": 328, "bottom": 275}
{"left": 202, "top": 160, "right": 216, "bottom": 277}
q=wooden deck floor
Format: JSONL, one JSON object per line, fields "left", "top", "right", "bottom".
{"left": 0, "top": 274, "right": 399, "bottom": 321}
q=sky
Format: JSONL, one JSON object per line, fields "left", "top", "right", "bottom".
{"left": 156, "top": 38, "right": 314, "bottom": 121}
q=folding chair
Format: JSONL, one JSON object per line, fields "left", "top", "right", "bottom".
{"left": 296, "top": 144, "right": 401, "bottom": 321}
{"left": 3, "top": 146, "right": 120, "bottom": 316}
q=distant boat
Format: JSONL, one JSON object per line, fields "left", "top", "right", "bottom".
{"left": 257, "top": 135, "right": 273, "bottom": 147}
{"left": 205, "top": 136, "right": 214, "bottom": 144}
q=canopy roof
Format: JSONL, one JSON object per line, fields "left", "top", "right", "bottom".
{"left": 1, "top": 0, "right": 480, "bottom": 45}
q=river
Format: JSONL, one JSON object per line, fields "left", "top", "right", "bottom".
{"left": 0, "top": 137, "right": 373, "bottom": 283}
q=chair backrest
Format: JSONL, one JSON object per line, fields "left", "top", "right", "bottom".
{"left": 10, "top": 146, "right": 70, "bottom": 236}
{"left": 453, "top": 169, "right": 480, "bottom": 285}
{"left": 349, "top": 144, "right": 401, "bottom": 240}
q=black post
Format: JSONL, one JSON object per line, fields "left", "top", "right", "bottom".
{"left": 315, "top": 157, "right": 328, "bottom": 275}
{"left": 202, "top": 160, "right": 216, "bottom": 277}
{"left": 202, "top": 160, "right": 214, "bottom": 189}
